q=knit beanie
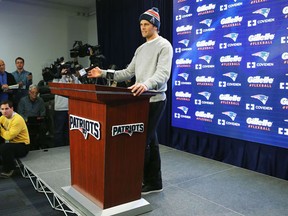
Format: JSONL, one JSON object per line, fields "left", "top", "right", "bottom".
{"left": 139, "top": 7, "right": 160, "bottom": 30}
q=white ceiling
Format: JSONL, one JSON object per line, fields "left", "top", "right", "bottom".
{"left": 2, "top": 0, "right": 96, "bottom": 12}
{"left": 34, "top": 0, "right": 96, "bottom": 8}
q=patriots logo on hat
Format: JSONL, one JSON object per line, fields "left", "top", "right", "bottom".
{"left": 150, "top": 17, "right": 156, "bottom": 25}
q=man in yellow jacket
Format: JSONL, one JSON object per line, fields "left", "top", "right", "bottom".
{"left": 0, "top": 100, "right": 30, "bottom": 178}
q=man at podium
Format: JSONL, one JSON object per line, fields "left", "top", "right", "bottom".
{"left": 87, "top": 7, "right": 173, "bottom": 195}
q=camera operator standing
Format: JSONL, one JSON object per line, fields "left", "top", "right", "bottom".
{"left": 53, "top": 68, "right": 81, "bottom": 147}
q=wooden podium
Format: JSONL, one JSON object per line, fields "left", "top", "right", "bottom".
{"left": 49, "top": 83, "right": 154, "bottom": 215}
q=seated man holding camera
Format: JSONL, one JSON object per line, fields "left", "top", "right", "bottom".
{"left": 18, "top": 84, "right": 46, "bottom": 150}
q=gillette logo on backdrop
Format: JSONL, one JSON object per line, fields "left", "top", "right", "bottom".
{"left": 282, "top": 52, "right": 288, "bottom": 64}
{"left": 249, "top": 33, "right": 275, "bottom": 45}
{"left": 196, "top": 40, "right": 215, "bottom": 50}
{"left": 175, "top": 91, "right": 192, "bottom": 101}
{"left": 195, "top": 111, "right": 214, "bottom": 122}
{"left": 70, "top": 114, "right": 100, "bottom": 140}
{"left": 196, "top": 76, "right": 215, "bottom": 86}
{"left": 247, "top": 117, "right": 273, "bottom": 131}
{"left": 197, "top": 4, "right": 216, "bottom": 16}
{"left": 250, "top": 0, "right": 268, "bottom": 4}
{"left": 221, "top": 16, "right": 243, "bottom": 28}
{"left": 284, "top": 6, "right": 288, "bottom": 18}
{"left": 248, "top": 76, "right": 273, "bottom": 88}
{"left": 219, "top": 94, "right": 241, "bottom": 106}
{"left": 281, "top": 98, "right": 288, "bottom": 110}
{"left": 175, "top": 58, "right": 192, "bottom": 67}
{"left": 176, "top": 25, "right": 193, "bottom": 35}
{"left": 220, "top": 55, "right": 242, "bottom": 66}
{"left": 112, "top": 123, "right": 144, "bottom": 137}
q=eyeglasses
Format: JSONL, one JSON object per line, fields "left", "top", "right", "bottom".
{"left": 0, "top": 64, "right": 5, "bottom": 67}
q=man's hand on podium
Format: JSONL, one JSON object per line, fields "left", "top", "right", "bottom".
{"left": 128, "top": 83, "right": 148, "bottom": 96}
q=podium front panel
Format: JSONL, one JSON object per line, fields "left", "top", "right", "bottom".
{"left": 68, "top": 97, "right": 149, "bottom": 209}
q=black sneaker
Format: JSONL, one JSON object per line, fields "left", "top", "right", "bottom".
{"left": 141, "top": 184, "right": 163, "bottom": 195}
{"left": 0, "top": 170, "right": 14, "bottom": 178}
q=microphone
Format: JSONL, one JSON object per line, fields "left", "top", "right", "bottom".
{"left": 78, "top": 65, "right": 97, "bottom": 77}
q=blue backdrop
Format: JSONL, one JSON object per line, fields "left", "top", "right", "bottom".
{"left": 172, "top": 0, "right": 288, "bottom": 148}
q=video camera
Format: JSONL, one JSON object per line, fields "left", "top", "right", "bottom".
{"left": 70, "top": 41, "right": 106, "bottom": 67}
{"left": 42, "top": 57, "right": 81, "bottom": 82}
{"left": 70, "top": 41, "right": 100, "bottom": 58}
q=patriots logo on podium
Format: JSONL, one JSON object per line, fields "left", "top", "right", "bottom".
{"left": 112, "top": 123, "right": 144, "bottom": 136}
{"left": 79, "top": 127, "right": 89, "bottom": 139}
{"left": 70, "top": 114, "right": 101, "bottom": 140}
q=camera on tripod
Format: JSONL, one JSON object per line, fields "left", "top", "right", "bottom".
{"left": 70, "top": 41, "right": 106, "bottom": 67}
{"left": 42, "top": 57, "right": 81, "bottom": 82}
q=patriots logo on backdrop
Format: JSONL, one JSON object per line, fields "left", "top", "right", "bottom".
{"left": 223, "top": 72, "right": 238, "bottom": 82}
{"left": 223, "top": 33, "right": 239, "bottom": 42}
{"left": 179, "top": 6, "right": 190, "bottom": 13}
{"left": 178, "top": 73, "right": 189, "bottom": 81}
{"left": 177, "top": 106, "right": 189, "bottom": 114}
{"left": 199, "top": 55, "right": 212, "bottom": 64}
{"left": 252, "top": 51, "right": 269, "bottom": 61}
{"left": 253, "top": 8, "right": 270, "bottom": 18}
{"left": 199, "top": 19, "right": 212, "bottom": 27}
{"left": 198, "top": 91, "right": 211, "bottom": 100}
{"left": 179, "top": 39, "right": 190, "bottom": 47}
{"left": 251, "top": 94, "right": 269, "bottom": 105}
{"left": 222, "top": 111, "right": 237, "bottom": 121}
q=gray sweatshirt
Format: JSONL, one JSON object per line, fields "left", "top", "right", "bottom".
{"left": 102, "top": 36, "right": 173, "bottom": 102}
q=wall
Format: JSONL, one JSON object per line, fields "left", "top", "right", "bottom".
{"left": 0, "top": 1, "right": 97, "bottom": 84}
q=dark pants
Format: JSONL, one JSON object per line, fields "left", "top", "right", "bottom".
{"left": 27, "top": 121, "right": 47, "bottom": 150}
{"left": 54, "top": 111, "right": 69, "bottom": 147}
{"left": 0, "top": 143, "right": 29, "bottom": 172}
{"left": 143, "top": 100, "right": 166, "bottom": 187}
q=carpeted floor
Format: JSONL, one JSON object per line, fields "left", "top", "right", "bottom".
{"left": 0, "top": 169, "right": 63, "bottom": 216}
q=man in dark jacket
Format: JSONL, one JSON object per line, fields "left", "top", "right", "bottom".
{"left": 0, "top": 59, "right": 17, "bottom": 102}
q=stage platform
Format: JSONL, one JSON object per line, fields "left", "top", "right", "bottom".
{"left": 18, "top": 145, "right": 288, "bottom": 216}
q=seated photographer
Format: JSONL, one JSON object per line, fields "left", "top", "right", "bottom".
{"left": 0, "top": 100, "right": 30, "bottom": 178}
{"left": 18, "top": 84, "right": 46, "bottom": 150}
